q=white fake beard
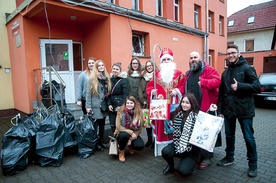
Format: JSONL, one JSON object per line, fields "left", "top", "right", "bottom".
{"left": 159, "top": 62, "right": 176, "bottom": 85}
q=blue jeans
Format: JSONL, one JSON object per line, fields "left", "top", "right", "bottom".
{"left": 224, "top": 117, "right": 257, "bottom": 166}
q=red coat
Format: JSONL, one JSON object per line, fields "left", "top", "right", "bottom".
{"left": 184, "top": 61, "right": 221, "bottom": 112}
{"left": 146, "top": 69, "right": 185, "bottom": 144}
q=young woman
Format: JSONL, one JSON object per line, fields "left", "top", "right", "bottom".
{"left": 114, "top": 96, "right": 144, "bottom": 162}
{"left": 138, "top": 60, "right": 156, "bottom": 147}
{"left": 161, "top": 93, "right": 204, "bottom": 176}
{"left": 86, "top": 60, "right": 111, "bottom": 151}
{"left": 127, "top": 57, "right": 143, "bottom": 103}
{"left": 107, "top": 62, "right": 129, "bottom": 133}
{"left": 77, "top": 57, "right": 95, "bottom": 114}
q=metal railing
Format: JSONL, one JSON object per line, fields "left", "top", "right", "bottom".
{"left": 34, "top": 66, "right": 66, "bottom": 113}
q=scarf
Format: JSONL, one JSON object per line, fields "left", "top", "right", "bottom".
{"left": 131, "top": 71, "right": 140, "bottom": 77}
{"left": 143, "top": 72, "right": 153, "bottom": 81}
{"left": 98, "top": 77, "right": 108, "bottom": 97}
{"left": 122, "top": 109, "right": 140, "bottom": 131}
{"left": 173, "top": 111, "right": 197, "bottom": 154}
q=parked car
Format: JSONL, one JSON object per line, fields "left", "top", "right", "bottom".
{"left": 254, "top": 73, "right": 276, "bottom": 106}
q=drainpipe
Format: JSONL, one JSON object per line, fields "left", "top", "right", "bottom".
{"left": 204, "top": 0, "right": 208, "bottom": 62}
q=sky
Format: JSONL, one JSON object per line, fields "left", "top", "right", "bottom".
{"left": 227, "top": 0, "right": 273, "bottom": 17}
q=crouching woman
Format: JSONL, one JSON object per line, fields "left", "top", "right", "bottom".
{"left": 114, "top": 96, "right": 144, "bottom": 162}
{"left": 162, "top": 93, "right": 202, "bottom": 176}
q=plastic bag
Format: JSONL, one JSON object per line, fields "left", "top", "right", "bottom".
{"left": 76, "top": 114, "right": 98, "bottom": 159}
{"left": 62, "top": 109, "right": 77, "bottom": 149}
{"left": 35, "top": 105, "right": 65, "bottom": 166}
{"left": 1, "top": 114, "right": 31, "bottom": 176}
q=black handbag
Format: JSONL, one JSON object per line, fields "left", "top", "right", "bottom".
{"left": 100, "top": 100, "right": 107, "bottom": 112}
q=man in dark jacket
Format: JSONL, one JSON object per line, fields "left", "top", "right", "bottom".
{"left": 217, "top": 44, "right": 261, "bottom": 178}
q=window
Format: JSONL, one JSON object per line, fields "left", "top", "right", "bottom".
{"left": 194, "top": 5, "right": 199, "bottom": 28}
{"left": 132, "top": 33, "right": 145, "bottom": 56}
{"left": 228, "top": 20, "right": 234, "bottom": 27}
{"left": 156, "top": 0, "right": 163, "bottom": 16}
{"left": 209, "top": 50, "right": 214, "bottom": 66}
{"left": 227, "top": 41, "right": 234, "bottom": 47}
{"left": 247, "top": 16, "right": 255, "bottom": 24}
{"left": 132, "top": 0, "right": 139, "bottom": 11}
{"left": 174, "top": 0, "right": 179, "bottom": 21}
{"left": 219, "top": 15, "right": 224, "bottom": 36}
{"left": 106, "top": 0, "right": 115, "bottom": 3}
{"left": 245, "top": 40, "right": 254, "bottom": 51}
{"left": 245, "top": 57, "right": 254, "bottom": 66}
{"left": 208, "top": 11, "right": 214, "bottom": 33}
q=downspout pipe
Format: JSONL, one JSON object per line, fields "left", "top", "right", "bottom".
{"left": 204, "top": 0, "right": 208, "bottom": 62}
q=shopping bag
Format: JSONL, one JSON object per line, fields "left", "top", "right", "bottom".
{"left": 189, "top": 111, "right": 224, "bottom": 152}
{"left": 108, "top": 136, "right": 118, "bottom": 155}
{"left": 164, "top": 120, "right": 173, "bottom": 134}
{"left": 142, "top": 109, "right": 151, "bottom": 128}
{"left": 149, "top": 100, "right": 170, "bottom": 120}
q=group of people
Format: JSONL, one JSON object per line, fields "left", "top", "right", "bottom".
{"left": 76, "top": 44, "right": 261, "bottom": 178}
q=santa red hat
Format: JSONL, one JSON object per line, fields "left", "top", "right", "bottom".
{"left": 159, "top": 47, "right": 173, "bottom": 62}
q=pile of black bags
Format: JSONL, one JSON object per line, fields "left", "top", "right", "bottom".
{"left": 0, "top": 105, "right": 98, "bottom": 176}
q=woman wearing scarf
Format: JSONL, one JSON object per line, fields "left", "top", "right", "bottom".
{"left": 127, "top": 57, "right": 143, "bottom": 102}
{"left": 86, "top": 60, "right": 111, "bottom": 152}
{"left": 114, "top": 96, "right": 144, "bottom": 162}
{"left": 162, "top": 93, "right": 203, "bottom": 176}
{"left": 138, "top": 60, "right": 157, "bottom": 147}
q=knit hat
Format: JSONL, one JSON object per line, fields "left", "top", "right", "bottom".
{"left": 159, "top": 47, "right": 173, "bottom": 62}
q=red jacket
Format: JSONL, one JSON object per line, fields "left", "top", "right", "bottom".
{"left": 184, "top": 61, "right": 221, "bottom": 112}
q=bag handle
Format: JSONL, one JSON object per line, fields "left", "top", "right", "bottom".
{"left": 111, "top": 79, "right": 122, "bottom": 94}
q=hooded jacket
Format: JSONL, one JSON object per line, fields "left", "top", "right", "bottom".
{"left": 217, "top": 56, "right": 261, "bottom": 118}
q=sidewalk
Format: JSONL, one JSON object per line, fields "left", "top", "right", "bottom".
{"left": 0, "top": 107, "right": 275, "bottom": 183}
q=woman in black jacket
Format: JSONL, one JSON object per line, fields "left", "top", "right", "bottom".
{"left": 107, "top": 62, "right": 129, "bottom": 133}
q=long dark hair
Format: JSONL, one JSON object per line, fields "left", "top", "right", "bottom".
{"left": 172, "top": 93, "right": 200, "bottom": 120}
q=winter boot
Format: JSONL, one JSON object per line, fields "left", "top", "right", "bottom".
{"left": 118, "top": 150, "right": 125, "bottom": 162}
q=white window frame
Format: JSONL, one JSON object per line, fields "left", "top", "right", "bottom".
{"left": 208, "top": 12, "right": 212, "bottom": 32}
{"left": 194, "top": 5, "right": 199, "bottom": 28}
{"left": 132, "top": 33, "right": 145, "bottom": 56}
{"left": 228, "top": 20, "right": 234, "bottom": 27}
{"left": 219, "top": 16, "right": 223, "bottom": 35}
{"left": 247, "top": 16, "right": 255, "bottom": 24}
{"left": 156, "top": 0, "right": 163, "bottom": 16}
{"left": 174, "top": 0, "right": 179, "bottom": 21}
{"left": 132, "top": 0, "right": 139, "bottom": 11}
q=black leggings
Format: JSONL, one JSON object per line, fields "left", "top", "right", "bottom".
{"left": 94, "top": 117, "right": 106, "bottom": 141}
{"left": 162, "top": 144, "right": 197, "bottom": 176}
{"left": 116, "top": 132, "right": 144, "bottom": 151}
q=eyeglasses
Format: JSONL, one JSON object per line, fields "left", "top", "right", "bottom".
{"left": 226, "top": 52, "right": 238, "bottom": 56}
{"left": 132, "top": 62, "right": 138, "bottom": 65}
{"left": 146, "top": 65, "right": 153, "bottom": 68}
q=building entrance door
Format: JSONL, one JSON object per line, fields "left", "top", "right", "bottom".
{"left": 40, "top": 39, "right": 75, "bottom": 103}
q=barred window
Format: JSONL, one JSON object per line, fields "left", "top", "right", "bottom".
{"left": 132, "top": 33, "right": 145, "bottom": 56}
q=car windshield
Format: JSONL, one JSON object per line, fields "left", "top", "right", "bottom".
{"left": 259, "top": 74, "right": 276, "bottom": 84}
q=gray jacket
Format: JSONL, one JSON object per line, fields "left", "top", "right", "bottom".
{"left": 76, "top": 71, "right": 90, "bottom": 101}
{"left": 85, "top": 79, "right": 108, "bottom": 119}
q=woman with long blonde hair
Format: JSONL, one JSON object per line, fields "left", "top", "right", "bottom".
{"left": 86, "top": 60, "right": 111, "bottom": 151}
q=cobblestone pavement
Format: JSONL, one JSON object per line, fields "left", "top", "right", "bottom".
{"left": 0, "top": 107, "right": 275, "bottom": 183}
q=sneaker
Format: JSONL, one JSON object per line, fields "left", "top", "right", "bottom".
{"left": 217, "top": 157, "right": 234, "bottom": 166}
{"left": 248, "top": 166, "right": 257, "bottom": 178}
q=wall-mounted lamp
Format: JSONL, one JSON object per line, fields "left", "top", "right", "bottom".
{"left": 5, "top": 68, "right": 11, "bottom": 74}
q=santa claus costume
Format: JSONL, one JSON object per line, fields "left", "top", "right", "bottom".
{"left": 146, "top": 47, "right": 185, "bottom": 156}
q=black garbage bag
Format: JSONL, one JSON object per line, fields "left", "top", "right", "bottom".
{"left": 35, "top": 105, "right": 65, "bottom": 167}
{"left": 62, "top": 109, "right": 77, "bottom": 149}
{"left": 23, "top": 109, "right": 48, "bottom": 164}
{"left": 1, "top": 115, "right": 31, "bottom": 176}
{"left": 40, "top": 80, "right": 67, "bottom": 110}
{"left": 76, "top": 114, "right": 98, "bottom": 159}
